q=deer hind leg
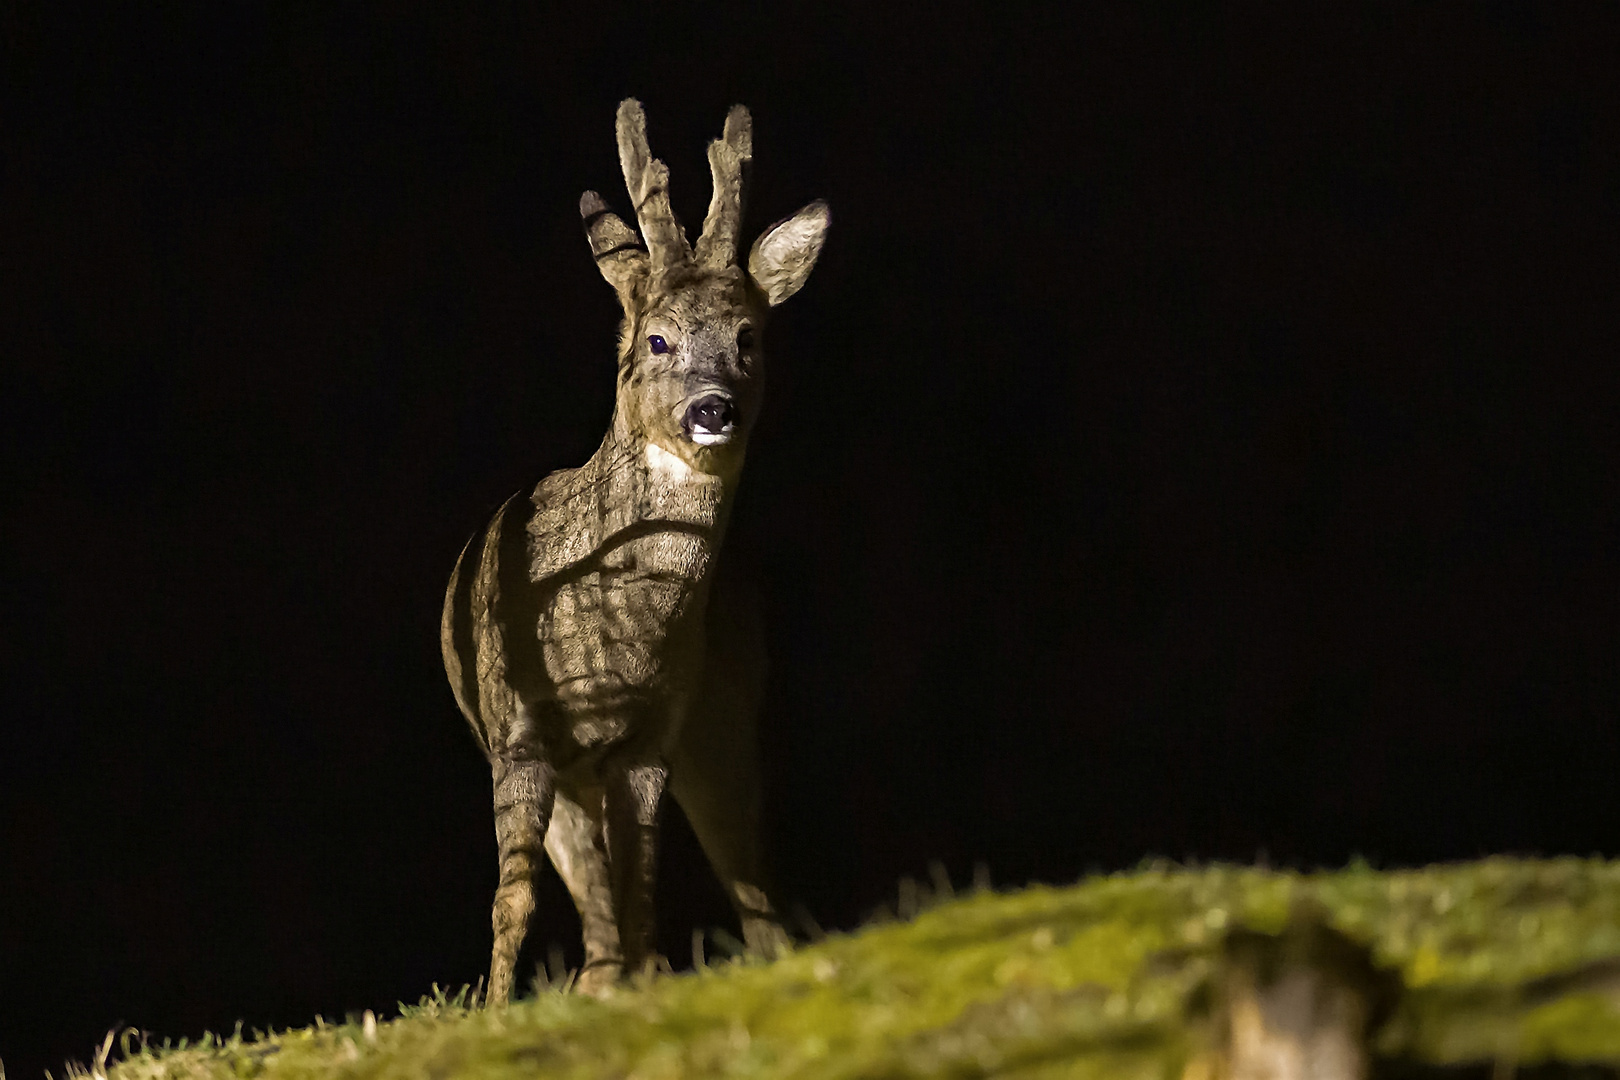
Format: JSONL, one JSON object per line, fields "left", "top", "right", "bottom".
{"left": 602, "top": 755, "right": 669, "bottom": 977}
{"left": 487, "top": 757, "right": 555, "bottom": 1007}
{"left": 543, "top": 785, "right": 623, "bottom": 996}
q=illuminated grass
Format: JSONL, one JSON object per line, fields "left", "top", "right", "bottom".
{"left": 100, "top": 858, "right": 1620, "bottom": 1080}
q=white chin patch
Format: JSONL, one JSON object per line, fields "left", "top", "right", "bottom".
{"left": 689, "top": 430, "right": 732, "bottom": 446}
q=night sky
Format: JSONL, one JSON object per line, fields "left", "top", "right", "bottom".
{"left": 4, "top": 6, "right": 1618, "bottom": 1076}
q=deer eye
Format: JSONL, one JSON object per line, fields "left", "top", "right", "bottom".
{"left": 737, "top": 328, "right": 754, "bottom": 350}
{"left": 648, "top": 334, "right": 669, "bottom": 354}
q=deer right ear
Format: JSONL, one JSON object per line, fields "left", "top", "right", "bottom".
{"left": 747, "top": 201, "right": 830, "bottom": 307}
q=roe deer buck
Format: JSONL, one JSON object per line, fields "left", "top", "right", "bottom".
{"left": 441, "top": 99, "right": 829, "bottom": 1004}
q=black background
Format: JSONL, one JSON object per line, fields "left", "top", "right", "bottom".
{"left": 4, "top": 5, "right": 1618, "bottom": 1076}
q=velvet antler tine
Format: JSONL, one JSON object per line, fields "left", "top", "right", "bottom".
{"left": 580, "top": 190, "right": 641, "bottom": 257}
{"left": 723, "top": 104, "right": 753, "bottom": 159}
{"left": 580, "top": 190, "right": 647, "bottom": 304}
{"left": 615, "top": 99, "right": 690, "bottom": 280}
{"left": 696, "top": 105, "right": 753, "bottom": 270}
{"left": 615, "top": 100, "right": 652, "bottom": 200}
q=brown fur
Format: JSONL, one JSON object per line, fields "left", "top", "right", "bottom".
{"left": 1185, "top": 915, "right": 1395, "bottom": 1080}
{"left": 441, "top": 99, "right": 828, "bottom": 1004}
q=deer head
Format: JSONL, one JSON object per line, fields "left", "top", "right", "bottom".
{"left": 580, "top": 99, "right": 829, "bottom": 478}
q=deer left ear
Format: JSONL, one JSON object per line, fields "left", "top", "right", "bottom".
{"left": 747, "top": 201, "right": 830, "bottom": 307}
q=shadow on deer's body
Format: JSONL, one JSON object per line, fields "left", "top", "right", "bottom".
{"left": 440, "top": 99, "right": 828, "bottom": 1005}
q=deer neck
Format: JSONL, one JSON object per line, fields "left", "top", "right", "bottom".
{"left": 525, "top": 423, "right": 739, "bottom": 587}
{"left": 602, "top": 418, "right": 739, "bottom": 535}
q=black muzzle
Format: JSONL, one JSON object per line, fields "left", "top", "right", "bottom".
{"left": 683, "top": 394, "right": 739, "bottom": 445}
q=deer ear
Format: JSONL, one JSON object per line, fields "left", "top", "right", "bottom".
{"left": 747, "top": 201, "right": 830, "bottom": 307}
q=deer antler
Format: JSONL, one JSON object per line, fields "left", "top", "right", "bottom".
{"left": 616, "top": 99, "right": 690, "bottom": 281}
{"left": 581, "top": 101, "right": 760, "bottom": 306}
{"left": 695, "top": 105, "right": 753, "bottom": 271}
{"left": 580, "top": 189, "right": 647, "bottom": 305}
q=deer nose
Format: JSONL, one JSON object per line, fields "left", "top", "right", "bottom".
{"left": 683, "top": 393, "right": 739, "bottom": 445}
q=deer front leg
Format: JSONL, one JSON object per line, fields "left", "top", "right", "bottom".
{"left": 672, "top": 574, "right": 791, "bottom": 958}
{"left": 543, "top": 785, "right": 623, "bottom": 996}
{"left": 670, "top": 742, "right": 790, "bottom": 959}
{"left": 487, "top": 757, "right": 555, "bottom": 1007}
{"left": 603, "top": 756, "right": 669, "bottom": 977}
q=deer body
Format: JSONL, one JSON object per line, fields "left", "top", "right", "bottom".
{"left": 440, "top": 100, "right": 828, "bottom": 1004}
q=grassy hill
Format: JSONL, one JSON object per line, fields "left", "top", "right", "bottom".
{"left": 97, "top": 858, "right": 1620, "bottom": 1079}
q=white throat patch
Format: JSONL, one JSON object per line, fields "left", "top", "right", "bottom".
{"left": 644, "top": 440, "right": 698, "bottom": 480}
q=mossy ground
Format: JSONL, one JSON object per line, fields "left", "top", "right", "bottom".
{"left": 97, "top": 858, "right": 1620, "bottom": 1080}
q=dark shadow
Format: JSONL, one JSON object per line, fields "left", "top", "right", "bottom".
{"left": 1375, "top": 1064, "right": 1619, "bottom": 1079}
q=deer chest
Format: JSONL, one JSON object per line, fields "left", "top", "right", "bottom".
{"left": 534, "top": 529, "right": 714, "bottom": 740}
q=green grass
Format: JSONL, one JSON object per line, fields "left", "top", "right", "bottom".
{"left": 98, "top": 858, "right": 1620, "bottom": 1080}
